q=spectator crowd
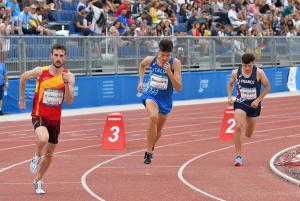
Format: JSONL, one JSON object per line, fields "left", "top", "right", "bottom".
{"left": 0, "top": 0, "right": 298, "bottom": 37}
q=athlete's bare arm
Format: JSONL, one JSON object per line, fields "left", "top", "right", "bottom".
{"left": 19, "top": 67, "right": 43, "bottom": 110}
{"left": 227, "top": 69, "right": 238, "bottom": 106}
{"left": 137, "top": 56, "right": 154, "bottom": 93}
{"left": 251, "top": 68, "right": 271, "bottom": 108}
{"left": 63, "top": 71, "right": 75, "bottom": 105}
{"left": 164, "top": 58, "right": 182, "bottom": 92}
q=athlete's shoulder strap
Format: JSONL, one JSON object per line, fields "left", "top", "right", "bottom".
{"left": 237, "top": 67, "right": 242, "bottom": 76}
{"left": 251, "top": 66, "right": 257, "bottom": 77}
{"left": 150, "top": 56, "right": 157, "bottom": 67}
{"left": 169, "top": 56, "right": 175, "bottom": 70}
{"left": 41, "top": 66, "right": 49, "bottom": 71}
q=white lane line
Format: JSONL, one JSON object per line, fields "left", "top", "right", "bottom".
{"left": 0, "top": 144, "right": 99, "bottom": 173}
{"left": 10, "top": 134, "right": 27, "bottom": 136}
{"left": 0, "top": 181, "right": 81, "bottom": 185}
{"left": 0, "top": 128, "right": 96, "bottom": 136}
{"left": 0, "top": 127, "right": 215, "bottom": 173}
{"left": 80, "top": 123, "right": 300, "bottom": 201}
{"left": 99, "top": 165, "right": 180, "bottom": 169}
{"left": 81, "top": 136, "right": 218, "bottom": 201}
{"left": 177, "top": 133, "right": 300, "bottom": 201}
{"left": 1, "top": 101, "right": 300, "bottom": 134}
{"left": 0, "top": 136, "right": 98, "bottom": 151}
{"left": 269, "top": 144, "right": 300, "bottom": 186}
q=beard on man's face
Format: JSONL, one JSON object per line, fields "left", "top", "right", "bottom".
{"left": 53, "top": 60, "right": 63, "bottom": 68}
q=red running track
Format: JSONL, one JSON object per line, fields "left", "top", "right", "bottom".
{"left": 1, "top": 96, "right": 300, "bottom": 201}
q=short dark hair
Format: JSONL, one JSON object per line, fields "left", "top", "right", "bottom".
{"left": 242, "top": 53, "right": 255, "bottom": 64}
{"left": 93, "top": 0, "right": 103, "bottom": 8}
{"left": 78, "top": 6, "right": 85, "bottom": 12}
{"left": 51, "top": 43, "right": 67, "bottom": 55}
{"left": 36, "top": 6, "right": 44, "bottom": 12}
{"left": 159, "top": 39, "right": 173, "bottom": 52}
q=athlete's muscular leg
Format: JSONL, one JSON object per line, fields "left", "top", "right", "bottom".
{"left": 35, "top": 126, "right": 49, "bottom": 157}
{"left": 35, "top": 143, "right": 56, "bottom": 181}
{"left": 234, "top": 109, "right": 247, "bottom": 156}
{"left": 145, "top": 99, "right": 159, "bottom": 153}
{"left": 154, "top": 114, "right": 168, "bottom": 149}
{"left": 245, "top": 117, "right": 257, "bottom": 138}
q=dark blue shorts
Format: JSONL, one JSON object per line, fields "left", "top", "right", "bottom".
{"left": 143, "top": 96, "right": 172, "bottom": 115}
{"left": 234, "top": 102, "right": 261, "bottom": 117}
{"left": 0, "top": 84, "right": 4, "bottom": 100}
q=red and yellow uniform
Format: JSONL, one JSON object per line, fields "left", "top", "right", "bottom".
{"left": 31, "top": 66, "right": 68, "bottom": 120}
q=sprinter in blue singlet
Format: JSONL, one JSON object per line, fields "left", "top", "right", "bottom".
{"left": 137, "top": 39, "right": 182, "bottom": 164}
{"left": 227, "top": 53, "right": 271, "bottom": 166}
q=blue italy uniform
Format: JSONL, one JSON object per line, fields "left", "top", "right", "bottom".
{"left": 234, "top": 66, "right": 261, "bottom": 117}
{"left": 143, "top": 56, "right": 174, "bottom": 115}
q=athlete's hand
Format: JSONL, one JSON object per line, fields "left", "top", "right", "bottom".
{"left": 227, "top": 97, "right": 233, "bottom": 106}
{"left": 137, "top": 82, "right": 143, "bottom": 93}
{"left": 62, "top": 72, "right": 71, "bottom": 84}
{"left": 251, "top": 99, "right": 260, "bottom": 108}
{"left": 19, "top": 99, "right": 26, "bottom": 110}
{"left": 164, "top": 62, "right": 172, "bottom": 75}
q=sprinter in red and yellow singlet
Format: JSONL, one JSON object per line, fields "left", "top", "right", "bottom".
{"left": 31, "top": 66, "right": 69, "bottom": 120}
{"left": 19, "top": 44, "right": 75, "bottom": 195}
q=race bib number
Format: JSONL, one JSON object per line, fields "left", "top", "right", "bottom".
{"left": 43, "top": 88, "right": 64, "bottom": 106}
{"left": 149, "top": 74, "right": 168, "bottom": 90}
{"left": 240, "top": 87, "right": 256, "bottom": 100}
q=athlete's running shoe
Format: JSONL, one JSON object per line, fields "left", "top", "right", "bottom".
{"left": 30, "top": 153, "right": 41, "bottom": 174}
{"left": 33, "top": 179, "right": 45, "bottom": 195}
{"left": 234, "top": 155, "right": 243, "bottom": 166}
{"left": 144, "top": 152, "right": 153, "bottom": 164}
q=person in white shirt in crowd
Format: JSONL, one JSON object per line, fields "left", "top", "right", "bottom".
{"left": 89, "top": 0, "right": 106, "bottom": 35}
{"left": 228, "top": 3, "right": 247, "bottom": 27}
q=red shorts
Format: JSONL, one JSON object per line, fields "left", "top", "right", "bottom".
{"left": 32, "top": 117, "right": 61, "bottom": 144}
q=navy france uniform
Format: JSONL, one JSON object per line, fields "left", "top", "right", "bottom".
{"left": 234, "top": 66, "right": 261, "bottom": 117}
{"left": 142, "top": 56, "right": 174, "bottom": 115}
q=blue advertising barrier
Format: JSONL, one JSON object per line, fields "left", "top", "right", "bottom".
{"left": 297, "top": 67, "right": 300, "bottom": 90}
{"left": 2, "top": 67, "right": 289, "bottom": 114}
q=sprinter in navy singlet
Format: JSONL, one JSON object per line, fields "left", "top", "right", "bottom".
{"left": 227, "top": 53, "right": 270, "bottom": 166}
{"left": 235, "top": 66, "right": 261, "bottom": 117}
{"left": 137, "top": 39, "right": 182, "bottom": 164}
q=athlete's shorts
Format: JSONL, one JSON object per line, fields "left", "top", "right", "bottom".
{"left": 234, "top": 102, "right": 261, "bottom": 117}
{"left": 143, "top": 96, "right": 172, "bottom": 115}
{"left": 0, "top": 84, "right": 4, "bottom": 100}
{"left": 32, "top": 117, "right": 61, "bottom": 144}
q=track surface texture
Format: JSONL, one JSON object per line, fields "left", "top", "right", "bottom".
{"left": 1, "top": 96, "right": 300, "bottom": 201}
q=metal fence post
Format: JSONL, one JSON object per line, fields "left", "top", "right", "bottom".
{"left": 135, "top": 37, "right": 140, "bottom": 73}
{"left": 231, "top": 38, "right": 235, "bottom": 68}
{"left": 271, "top": 37, "right": 276, "bottom": 67}
{"left": 83, "top": 38, "right": 91, "bottom": 76}
{"left": 288, "top": 37, "right": 293, "bottom": 67}
{"left": 187, "top": 37, "right": 191, "bottom": 72}
{"left": 113, "top": 37, "right": 119, "bottom": 74}
{"left": 211, "top": 38, "right": 216, "bottom": 70}
{"left": 18, "top": 37, "right": 26, "bottom": 73}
